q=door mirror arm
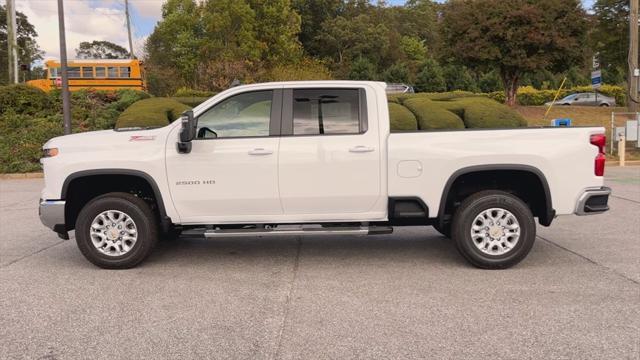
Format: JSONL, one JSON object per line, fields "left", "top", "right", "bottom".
{"left": 178, "top": 110, "right": 196, "bottom": 154}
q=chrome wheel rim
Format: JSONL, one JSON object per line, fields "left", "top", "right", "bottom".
{"left": 90, "top": 210, "right": 138, "bottom": 256}
{"left": 470, "top": 208, "right": 520, "bottom": 256}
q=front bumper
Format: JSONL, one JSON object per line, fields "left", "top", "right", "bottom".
{"left": 39, "top": 199, "right": 68, "bottom": 238}
{"left": 575, "top": 187, "right": 611, "bottom": 215}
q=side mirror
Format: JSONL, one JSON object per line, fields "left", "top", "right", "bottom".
{"left": 177, "top": 110, "right": 196, "bottom": 154}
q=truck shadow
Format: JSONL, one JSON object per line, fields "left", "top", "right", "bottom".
{"left": 146, "top": 227, "right": 467, "bottom": 268}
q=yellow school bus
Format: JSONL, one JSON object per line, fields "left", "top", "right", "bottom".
{"left": 27, "top": 59, "right": 145, "bottom": 92}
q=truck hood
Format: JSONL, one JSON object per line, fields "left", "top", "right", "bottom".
{"left": 43, "top": 127, "right": 172, "bottom": 152}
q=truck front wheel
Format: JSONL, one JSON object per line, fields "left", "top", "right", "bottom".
{"left": 451, "top": 190, "right": 536, "bottom": 269}
{"left": 75, "top": 192, "right": 158, "bottom": 269}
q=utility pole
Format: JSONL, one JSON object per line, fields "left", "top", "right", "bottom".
{"left": 124, "top": 0, "right": 134, "bottom": 58}
{"left": 57, "top": 0, "right": 71, "bottom": 135}
{"left": 629, "top": 0, "right": 639, "bottom": 113}
{"left": 6, "top": 0, "right": 18, "bottom": 83}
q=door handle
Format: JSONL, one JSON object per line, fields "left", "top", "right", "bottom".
{"left": 248, "top": 148, "right": 273, "bottom": 155}
{"left": 349, "top": 145, "right": 375, "bottom": 153}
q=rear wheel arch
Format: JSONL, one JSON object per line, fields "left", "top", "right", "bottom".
{"left": 61, "top": 169, "right": 170, "bottom": 232}
{"left": 437, "top": 164, "right": 554, "bottom": 228}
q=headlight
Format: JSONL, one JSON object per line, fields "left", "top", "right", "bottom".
{"left": 42, "top": 148, "right": 59, "bottom": 158}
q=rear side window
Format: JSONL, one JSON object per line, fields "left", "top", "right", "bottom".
{"left": 95, "top": 67, "right": 106, "bottom": 77}
{"left": 292, "top": 89, "right": 362, "bottom": 135}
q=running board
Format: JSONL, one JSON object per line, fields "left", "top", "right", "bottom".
{"left": 197, "top": 225, "right": 393, "bottom": 238}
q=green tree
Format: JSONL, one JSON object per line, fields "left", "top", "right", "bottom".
{"left": 442, "top": 0, "right": 588, "bottom": 105}
{"left": 591, "top": 0, "right": 627, "bottom": 75}
{"left": 414, "top": 58, "right": 446, "bottom": 92}
{"left": 348, "top": 57, "right": 377, "bottom": 80}
{"left": 76, "top": 40, "right": 130, "bottom": 59}
{"left": 0, "top": 4, "right": 43, "bottom": 84}
{"left": 442, "top": 64, "right": 478, "bottom": 92}
{"left": 400, "top": 36, "right": 427, "bottom": 63}
{"left": 247, "top": 0, "right": 302, "bottom": 64}
{"left": 293, "top": 0, "right": 342, "bottom": 56}
{"left": 478, "top": 70, "right": 503, "bottom": 93}
{"left": 145, "top": 0, "right": 203, "bottom": 88}
{"left": 383, "top": 62, "right": 410, "bottom": 84}
{"left": 314, "top": 14, "right": 389, "bottom": 69}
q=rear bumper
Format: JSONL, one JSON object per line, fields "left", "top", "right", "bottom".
{"left": 574, "top": 187, "right": 611, "bottom": 215}
{"left": 39, "top": 199, "right": 68, "bottom": 239}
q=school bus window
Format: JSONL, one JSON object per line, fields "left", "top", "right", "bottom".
{"left": 108, "top": 67, "right": 118, "bottom": 78}
{"left": 49, "top": 67, "right": 59, "bottom": 78}
{"left": 95, "top": 67, "right": 106, "bottom": 77}
{"left": 68, "top": 67, "right": 81, "bottom": 78}
{"left": 82, "top": 67, "right": 93, "bottom": 78}
{"left": 119, "top": 67, "right": 130, "bottom": 78}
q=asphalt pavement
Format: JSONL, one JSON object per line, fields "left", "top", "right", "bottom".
{"left": 1, "top": 167, "right": 638, "bottom": 359}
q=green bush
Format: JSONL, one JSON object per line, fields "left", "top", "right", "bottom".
{"left": 442, "top": 97, "right": 527, "bottom": 128}
{"left": 174, "top": 87, "right": 216, "bottom": 97}
{"left": 388, "top": 102, "right": 418, "bottom": 131}
{"left": 403, "top": 98, "right": 465, "bottom": 130}
{"left": 0, "top": 113, "right": 64, "bottom": 173}
{"left": 171, "top": 96, "right": 209, "bottom": 108}
{"left": 116, "top": 98, "right": 191, "bottom": 129}
{"left": 0, "top": 84, "right": 50, "bottom": 116}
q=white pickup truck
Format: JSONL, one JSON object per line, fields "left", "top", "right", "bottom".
{"left": 39, "top": 81, "right": 611, "bottom": 269}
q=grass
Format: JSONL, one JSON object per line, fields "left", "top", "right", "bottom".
{"left": 515, "top": 105, "right": 640, "bottom": 161}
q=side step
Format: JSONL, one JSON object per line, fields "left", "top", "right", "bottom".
{"left": 184, "top": 225, "right": 393, "bottom": 238}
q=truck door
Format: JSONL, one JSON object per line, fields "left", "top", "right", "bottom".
{"left": 165, "top": 89, "right": 283, "bottom": 221}
{"left": 277, "top": 87, "right": 383, "bottom": 217}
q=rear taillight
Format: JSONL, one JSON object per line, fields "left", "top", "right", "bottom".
{"left": 590, "top": 134, "right": 606, "bottom": 176}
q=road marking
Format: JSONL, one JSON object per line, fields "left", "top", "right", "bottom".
{"left": 273, "top": 237, "right": 302, "bottom": 360}
{"left": 537, "top": 235, "right": 639, "bottom": 286}
{"left": 1, "top": 240, "right": 66, "bottom": 268}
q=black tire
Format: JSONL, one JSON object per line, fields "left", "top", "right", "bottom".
{"left": 75, "top": 192, "right": 158, "bottom": 269}
{"left": 599, "top": 103, "right": 609, "bottom": 107}
{"left": 451, "top": 190, "right": 536, "bottom": 269}
{"left": 432, "top": 223, "right": 451, "bottom": 238}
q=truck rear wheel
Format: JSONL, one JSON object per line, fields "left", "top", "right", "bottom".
{"left": 451, "top": 190, "right": 536, "bottom": 269}
{"left": 75, "top": 192, "right": 158, "bottom": 269}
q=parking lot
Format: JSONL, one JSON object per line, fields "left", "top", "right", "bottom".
{"left": 1, "top": 167, "right": 638, "bottom": 359}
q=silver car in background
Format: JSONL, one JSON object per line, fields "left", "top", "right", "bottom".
{"left": 386, "top": 83, "right": 415, "bottom": 94}
{"left": 545, "top": 92, "right": 616, "bottom": 107}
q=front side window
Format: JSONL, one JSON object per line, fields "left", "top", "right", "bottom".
{"left": 293, "top": 89, "right": 361, "bottom": 135}
{"left": 108, "top": 67, "right": 118, "bottom": 77}
{"left": 95, "top": 67, "right": 106, "bottom": 77}
{"left": 197, "top": 90, "right": 272, "bottom": 139}
{"left": 67, "top": 67, "right": 81, "bottom": 78}
{"left": 48, "top": 67, "right": 59, "bottom": 78}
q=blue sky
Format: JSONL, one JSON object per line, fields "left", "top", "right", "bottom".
{"left": 14, "top": 0, "right": 596, "bottom": 60}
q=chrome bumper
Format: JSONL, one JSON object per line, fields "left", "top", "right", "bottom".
{"left": 575, "top": 187, "right": 611, "bottom": 216}
{"left": 39, "top": 199, "right": 66, "bottom": 230}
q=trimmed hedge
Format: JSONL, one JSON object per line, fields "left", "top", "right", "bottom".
{"left": 0, "top": 113, "right": 64, "bottom": 173}
{"left": 0, "top": 84, "right": 50, "bottom": 116}
{"left": 173, "top": 88, "right": 217, "bottom": 97}
{"left": 437, "top": 97, "right": 527, "bottom": 128}
{"left": 116, "top": 97, "right": 191, "bottom": 129}
{"left": 171, "top": 96, "right": 209, "bottom": 108}
{"left": 388, "top": 102, "right": 418, "bottom": 130}
{"left": 403, "top": 98, "right": 465, "bottom": 130}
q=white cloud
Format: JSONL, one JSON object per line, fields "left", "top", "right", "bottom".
{"left": 129, "top": 0, "right": 163, "bottom": 19}
{"left": 14, "top": 0, "right": 160, "bottom": 60}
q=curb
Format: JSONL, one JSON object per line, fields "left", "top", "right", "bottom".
{"left": 606, "top": 161, "right": 640, "bottom": 166}
{"left": 0, "top": 172, "right": 44, "bottom": 179}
